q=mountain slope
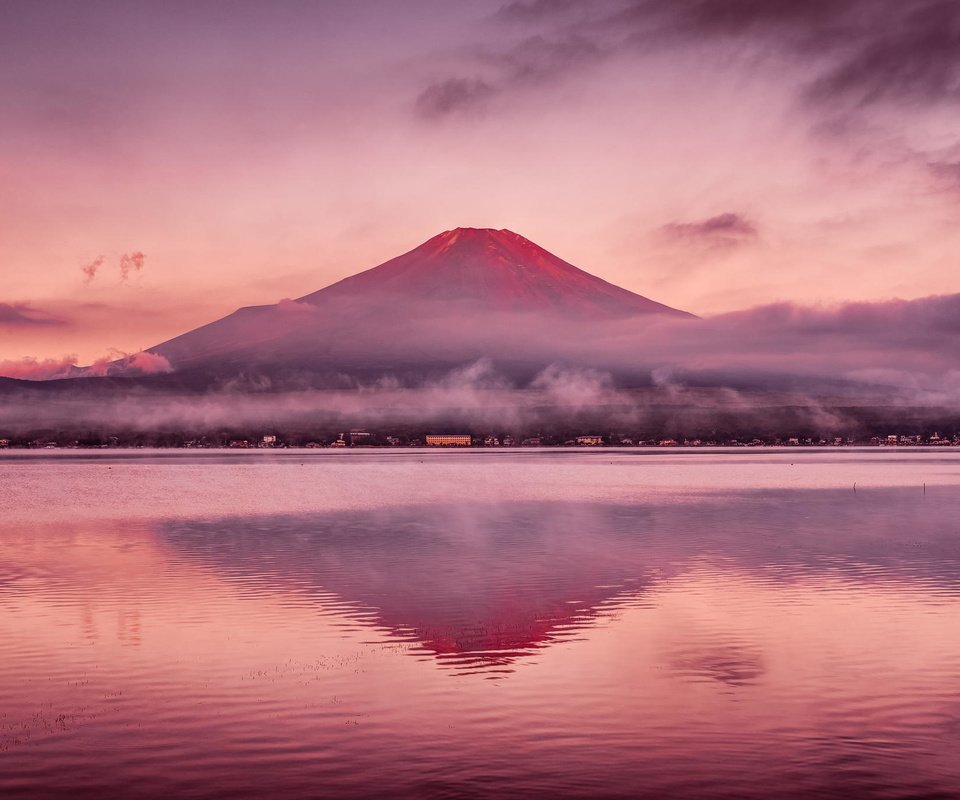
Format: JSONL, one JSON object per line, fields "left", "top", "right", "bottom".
{"left": 140, "top": 228, "right": 693, "bottom": 379}
{"left": 299, "top": 228, "right": 692, "bottom": 317}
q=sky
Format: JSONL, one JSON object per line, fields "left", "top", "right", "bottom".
{"left": 2, "top": 0, "right": 959, "bottom": 364}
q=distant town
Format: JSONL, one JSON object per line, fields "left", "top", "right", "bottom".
{"left": 2, "top": 429, "right": 959, "bottom": 450}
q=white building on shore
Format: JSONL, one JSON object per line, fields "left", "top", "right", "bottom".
{"left": 425, "top": 435, "right": 471, "bottom": 447}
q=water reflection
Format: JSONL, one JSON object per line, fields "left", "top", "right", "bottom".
{"left": 158, "top": 488, "right": 960, "bottom": 677}
{"left": 161, "top": 503, "right": 661, "bottom": 675}
{"left": 3, "top": 465, "right": 960, "bottom": 799}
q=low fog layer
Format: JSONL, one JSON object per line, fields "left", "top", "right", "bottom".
{"left": 154, "top": 289, "right": 960, "bottom": 397}
{"left": 0, "top": 363, "right": 957, "bottom": 441}
{"left": 1, "top": 291, "right": 958, "bottom": 438}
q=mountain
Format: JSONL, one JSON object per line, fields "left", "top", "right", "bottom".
{"left": 298, "top": 228, "right": 690, "bottom": 316}
{"left": 142, "top": 228, "right": 692, "bottom": 383}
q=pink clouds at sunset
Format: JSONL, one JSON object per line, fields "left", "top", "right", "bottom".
{"left": 2, "top": 0, "right": 959, "bottom": 364}
{"left": 0, "top": 349, "right": 172, "bottom": 381}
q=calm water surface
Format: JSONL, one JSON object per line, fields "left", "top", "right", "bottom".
{"left": 1, "top": 449, "right": 959, "bottom": 799}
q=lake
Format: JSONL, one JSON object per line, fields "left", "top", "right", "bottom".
{"left": 1, "top": 449, "right": 959, "bottom": 799}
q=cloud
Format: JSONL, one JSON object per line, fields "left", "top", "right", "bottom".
{"left": 530, "top": 364, "right": 623, "bottom": 408}
{"left": 617, "top": 0, "right": 960, "bottom": 112}
{"left": 495, "top": 0, "right": 585, "bottom": 24}
{"left": 441, "top": 0, "right": 960, "bottom": 124}
{"left": 714, "top": 294, "right": 960, "bottom": 337}
{"left": 415, "top": 78, "right": 498, "bottom": 118}
{"left": 80, "top": 252, "right": 146, "bottom": 284}
{"left": 4, "top": 290, "right": 960, "bottom": 435}
{"left": 489, "top": 34, "right": 603, "bottom": 85}
{"left": 119, "top": 251, "right": 146, "bottom": 282}
{"left": 125, "top": 351, "right": 173, "bottom": 374}
{"left": 414, "top": 34, "right": 602, "bottom": 118}
{"left": 84, "top": 349, "right": 174, "bottom": 377}
{"left": 633, "top": 0, "right": 856, "bottom": 41}
{"left": 661, "top": 212, "right": 758, "bottom": 246}
{"left": 0, "top": 302, "right": 64, "bottom": 327}
{"left": 407, "top": 0, "right": 960, "bottom": 221}
{"left": 0, "top": 348, "right": 172, "bottom": 381}
{"left": 928, "top": 160, "right": 960, "bottom": 191}
{"left": 429, "top": 357, "right": 511, "bottom": 391}
{"left": 805, "top": 1, "right": 960, "bottom": 108}
{"left": 277, "top": 298, "right": 318, "bottom": 314}
{"left": 81, "top": 256, "right": 105, "bottom": 284}
{"left": 0, "top": 355, "right": 78, "bottom": 380}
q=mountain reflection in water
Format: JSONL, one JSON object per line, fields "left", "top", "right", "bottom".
{"left": 159, "top": 490, "right": 960, "bottom": 677}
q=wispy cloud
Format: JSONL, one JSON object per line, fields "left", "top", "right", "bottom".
{"left": 414, "top": 32, "right": 603, "bottom": 119}
{"left": 82, "top": 349, "right": 173, "bottom": 377}
{"left": 804, "top": 1, "right": 960, "bottom": 108}
{"left": 119, "top": 251, "right": 146, "bottom": 282}
{"left": 422, "top": 0, "right": 960, "bottom": 121}
{"left": 928, "top": 161, "right": 960, "bottom": 192}
{"left": 0, "top": 302, "right": 64, "bottom": 327}
{"left": 661, "top": 213, "right": 758, "bottom": 247}
{"left": 415, "top": 78, "right": 497, "bottom": 119}
{"left": 0, "top": 348, "right": 173, "bottom": 381}
{"left": 612, "top": 1, "right": 960, "bottom": 113}
{"left": 0, "top": 355, "right": 78, "bottom": 380}
{"left": 80, "top": 252, "right": 147, "bottom": 284}
{"left": 495, "top": 0, "right": 586, "bottom": 24}
{"left": 81, "top": 256, "right": 105, "bottom": 284}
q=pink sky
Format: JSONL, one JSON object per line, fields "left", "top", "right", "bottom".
{"left": 2, "top": 0, "right": 959, "bottom": 363}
